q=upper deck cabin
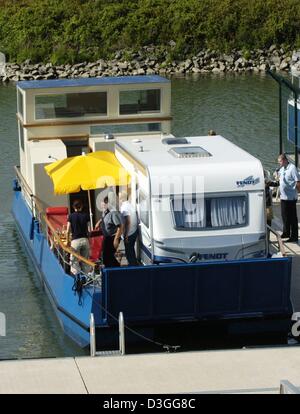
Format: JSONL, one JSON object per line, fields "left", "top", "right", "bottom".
{"left": 16, "top": 75, "right": 171, "bottom": 209}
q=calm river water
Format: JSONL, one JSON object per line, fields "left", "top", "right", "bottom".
{"left": 0, "top": 73, "right": 284, "bottom": 359}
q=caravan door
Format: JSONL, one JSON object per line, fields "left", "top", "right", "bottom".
{"left": 138, "top": 189, "right": 152, "bottom": 264}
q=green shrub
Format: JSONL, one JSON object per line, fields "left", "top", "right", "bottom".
{"left": 0, "top": 0, "right": 299, "bottom": 63}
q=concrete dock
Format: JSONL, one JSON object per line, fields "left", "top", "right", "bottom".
{"left": 0, "top": 346, "right": 300, "bottom": 394}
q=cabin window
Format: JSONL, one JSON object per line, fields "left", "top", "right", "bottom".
{"left": 35, "top": 92, "right": 107, "bottom": 119}
{"left": 171, "top": 195, "right": 247, "bottom": 230}
{"left": 119, "top": 89, "right": 160, "bottom": 115}
{"left": 90, "top": 123, "right": 161, "bottom": 135}
{"left": 18, "top": 121, "right": 24, "bottom": 151}
{"left": 139, "top": 191, "right": 149, "bottom": 228}
{"left": 17, "top": 89, "right": 24, "bottom": 119}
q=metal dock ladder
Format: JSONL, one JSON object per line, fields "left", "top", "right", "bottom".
{"left": 280, "top": 380, "right": 300, "bottom": 394}
{"left": 89, "top": 312, "right": 125, "bottom": 357}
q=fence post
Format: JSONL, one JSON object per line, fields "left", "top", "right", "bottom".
{"left": 119, "top": 312, "right": 125, "bottom": 356}
{"left": 90, "top": 313, "right": 96, "bottom": 357}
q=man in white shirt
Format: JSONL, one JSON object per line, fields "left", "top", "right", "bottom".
{"left": 275, "top": 154, "right": 300, "bottom": 242}
{"left": 119, "top": 191, "right": 139, "bottom": 266}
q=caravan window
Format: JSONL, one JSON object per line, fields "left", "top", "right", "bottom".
{"left": 172, "top": 195, "right": 206, "bottom": 229}
{"left": 171, "top": 195, "right": 247, "bottom": 230}
{"left": 139, "top": 191, "right": 149, "bottom": 228}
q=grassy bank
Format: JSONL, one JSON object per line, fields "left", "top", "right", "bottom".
{"left": 0, "top": 0, "right": 299, "bottom": 64}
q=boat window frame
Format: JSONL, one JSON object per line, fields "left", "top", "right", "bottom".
{"left": 17, "top": 88, "right": 24, "bottom": 120}
{"left": 18, "top": 120, "right": 25, "bottom": 151}
{"left": 90, "top": 122, "right": 162, "bottom": 136}
{"left": 34, "top": 90, "right": 108, "bottom": 121}
{"left": 170, "top": 192, "right": 249, "bottom": 231}
{"left": 138, "top": 189, "right": 150, "bottom": 229}
{"left": 118, "top": 88, "right": 162, "bottom": 116}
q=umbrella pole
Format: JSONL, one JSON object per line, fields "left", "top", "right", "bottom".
{"left": 88, "top": 190, "right": 94, "bottom": 230}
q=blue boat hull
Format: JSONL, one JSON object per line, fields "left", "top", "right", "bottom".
{"left": 12, "top": 190, "right": 97, "bottom": 348}
{"left": 12, "top": 188, "right": 294, "bottom": 350}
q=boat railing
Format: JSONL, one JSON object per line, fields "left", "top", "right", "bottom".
{"left": 267, "top": 225, "right": 286, "bottom": 257}
{"left": 41, "top": 212, "right": 97, "bottom": 274}
{"left": 14, "top": 165, "right": 96, "bottom": 274}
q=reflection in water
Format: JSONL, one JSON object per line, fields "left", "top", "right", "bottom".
{"left": 0, "top": 74, "right": 282, "bottom": 359}
{"left": 172, "top": 72, "right": 279, "bottom": 172}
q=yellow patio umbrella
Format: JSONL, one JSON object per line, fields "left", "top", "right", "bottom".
{"left": 45, "top": 151, "right": 130, "bottom": 229}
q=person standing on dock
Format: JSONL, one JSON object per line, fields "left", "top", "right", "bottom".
{"left": 269, "top": 154, "right": 300, "bottom": 243}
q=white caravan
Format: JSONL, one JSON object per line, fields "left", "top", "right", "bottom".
{"left": 116, "top": 134, "right": 266, "bottom": 264}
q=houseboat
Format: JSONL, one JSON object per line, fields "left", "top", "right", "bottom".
{"left": 12, "top": 75, "right": 293, "bottom": 351}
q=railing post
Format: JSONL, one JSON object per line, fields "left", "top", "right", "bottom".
{"left": 30, "top": 194, "right": 35, "bottom": 218}
{"left": 63, "top": 250, "right": 67, "bottom": 272}
{"left": 90, "top": 313, "right": 96, "bottom": 357}
{"left": 279, "top": 83, "right": 283, "bottom": 154}
{"left": 294, "top": 92, "right": 298, "bottom": 168}
{"left": 119, "top": 312, "right": 125, "bottom": 356}
{"left": 267, "top": 70, "right": 300, "bottom": 163}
